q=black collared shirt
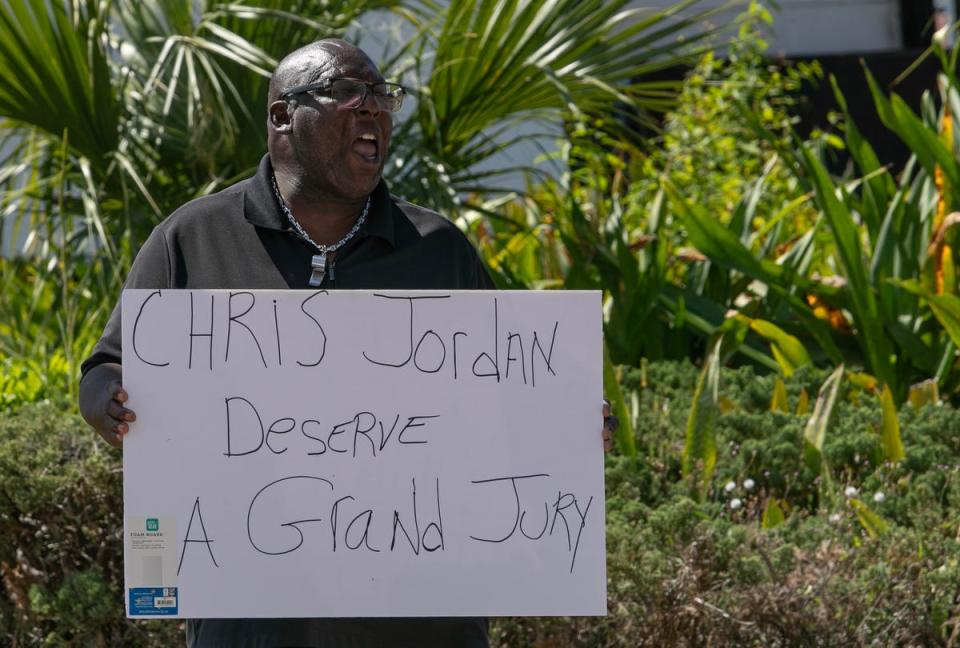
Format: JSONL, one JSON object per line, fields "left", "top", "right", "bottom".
{"left": 81, "top": 156, "right": 493, "bottom": 647}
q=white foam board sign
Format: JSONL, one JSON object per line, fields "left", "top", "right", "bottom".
{"left": 121, "top": 289, "right": 605, "bottom": 618}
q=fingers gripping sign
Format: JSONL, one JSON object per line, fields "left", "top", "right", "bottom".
{"left": 602, "top": 399, "right": 618, "bottom": 453}
{"left": 107, "top": 383, "right": 137, "bottom": 445}
{"left": 79, "top": 363, "right": 137, "bottom": 448}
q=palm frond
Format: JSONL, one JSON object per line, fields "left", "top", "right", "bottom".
{"left": 389, "top": 0, "right": 745, "bottom": 209}
{"left": 0, "top": 0, "right": 119, "bottom": 170}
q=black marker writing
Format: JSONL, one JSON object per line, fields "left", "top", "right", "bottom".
{"left": 390, "top": 478, "right": 421, "bottom": 555}
{"left": 301, "top": 419, "right": 327, "bottom": 455}
{"left": 330, "top": 496, "right": 381, "bottom": 553}
{"left": 531, "top": 321, "right": 559, "bottom": 387}
{"left": 297, "top": 291, "right": 328, "bottom": 367}
{"left": 246, "top": 475, "right": 334, "bottom": 555}
{"left": 329, "top": 495, "right": 354, "bottom": 552}
{"left": 132, "top": 290, "right": 169, "bottom": 367}
{"left": 390, "top": 477, "right": 444, "bottom": 555}
{"left": 414, "top": 329, "right": 446, "bottom": 373}
{"left": 362, "top": 294, "right": 451, "bottom": 368}
{"left": 471, "top": 297, "right": 499, "bottom": 381}
{"left": 224, "top": 399, "right": 437, "bottom": 459}
{"left": 272, "top": 299, "right": 282, "bottom": 367}
{"left": 469, "top": 474, "right": 593, "bottom": 573}
{"left": 351, "top": 412, "right": 378, "bottom": 458}
{"left": 225, "top": 292, "right": 267, "bottom": 369}
{"left": 345, "top": 509, "right": 379, "bottom": 552}
{"left": 452, "top": 331, "right": 467, "bottom": 379}
{"left": 188, "top": 292, "right": 214, "bottom": 370}
{"left": 223, "top": 396, "right": 265, "bottom": 457}
{"left": 244, "top": 475, "right": 444, "bottom": 557}
{"left": 177, "top": 497, "right": 218, "bottom": 576}
{"left": 265, "top": 417, "right": 295, "bottom": 455}
{"left": 505, "top": 332, "right": 526, "bottom": 384}
{"left": 469, "top": 473, "right": 549, "bottom": 543}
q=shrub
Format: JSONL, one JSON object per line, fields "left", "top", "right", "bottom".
{"left": 0, "top": 402, "right": 181, "bottom": 646}
{"left": 493, "top": 362, "right": 960, "bottom": 646}
{"left": 3, "top": 366, "right": 959, "bottom": 646}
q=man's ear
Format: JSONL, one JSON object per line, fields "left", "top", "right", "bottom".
{"left": 269, "top": 101, "right": 292, "bottom": 133}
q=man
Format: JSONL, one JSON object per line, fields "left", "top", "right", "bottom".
{"left": 80, "top": 39, "right": 614, "bottom": 647}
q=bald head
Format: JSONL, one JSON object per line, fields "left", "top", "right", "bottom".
{"left": 268, "top": 39, "right": 377, "bottom": 106}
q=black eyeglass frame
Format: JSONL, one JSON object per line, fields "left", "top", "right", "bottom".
{"left": 279, "top": 77, "right": 406, "bottom": 111}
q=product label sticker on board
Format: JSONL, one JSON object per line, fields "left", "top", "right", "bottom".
{"left": 128, "top": 587, "right": 179, "bottom": 616}
{"left": 125, "top": 516, "right": 178, "bottom": 616}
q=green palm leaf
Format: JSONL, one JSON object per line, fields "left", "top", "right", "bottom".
{"left": 391, "top": 0, "right": 744, "bottom": 209}
{"left": 0, "top": 0, "right": 119, "bottom": 170}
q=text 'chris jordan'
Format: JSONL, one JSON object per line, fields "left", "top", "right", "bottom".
{"left": 129, "top": 291, "right": 561, "bottom": 385}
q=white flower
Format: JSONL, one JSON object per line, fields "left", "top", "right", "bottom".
{"left": 844, "top": 486, "right": 859, "bottom": 498}
{"left": 743, "top": 478, "right": 755, "bottom": 491}
{"left": 872, "top": 491, "right": 886, "bottom": 503}
{"left": 724, "top": 481, "right": 736, "bottom": 493}
{"left": 729, "top": 498, "right": 743, "bottom": 510}
{"left": 829, "top": 513, "right": 842, "bottom": 523}
{"left": 934, "top": 24, "right": 952, "bottom": 48}
{"left": 119, "top": 42, "right": 138, "bottom": 63}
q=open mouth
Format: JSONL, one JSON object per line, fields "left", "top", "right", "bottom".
{"left": 351, "top": 133, "right": 379, "bottom": 164}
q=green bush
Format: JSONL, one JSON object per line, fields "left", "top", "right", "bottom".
{"left": 493, "top": 362, "right": 960, "bottom": 646}
{"left": 3, "top": 366, "right": 958, "bottom": 645}
{"left": 0, "top": 402, "right": 181, "bottom": 646}
{"left": 631, "top": 7, "right": 822, "bottom": 239}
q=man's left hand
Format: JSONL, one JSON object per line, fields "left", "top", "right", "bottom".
{"left": 602, "top": 399, "right": 618, "bottom": 453}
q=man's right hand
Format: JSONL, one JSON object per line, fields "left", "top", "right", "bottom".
{"left": 79, "top": 363, "right": 136, "bottom": 448}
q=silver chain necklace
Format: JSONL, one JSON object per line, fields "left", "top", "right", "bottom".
{"left": 271, "top": 173, "right": 370, "bottom": 286}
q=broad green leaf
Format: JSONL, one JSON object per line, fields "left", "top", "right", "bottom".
{"left": 931, "top": 274, "right": 960, "bottom": 335}
{"left": 803, "top": 364, "right": 844, "bottom": 473}
{"left": 796, "top": 388, "right": 810, "bottom": 416}
{"left": 664, "top": 180, "right": 844, "bottom": 364}
{"left": 658, "top": 289, "right": 781, "bottom": 372}
{"left": 849, "top": 498, "right": 890, "bottom": 537}
{"left": 683, "top": 338, "right": 722, "bottom": 498}
{"left": 0, "top": 0, "right": 120, "bottom": 168}
{"left": 665, "top": 180, "right": 787, "bottom": 285}
{"left": 830, "top": 74, "right": 895, "bottom": 237}
{"left": 908, "top": 379, "right": 940, "bottom": 408}
{"left": 770, "top": 378, "right": 789, "bottom": 412}
{"left": 847, "top": 371, "right": 879, "bottom": 394}
{"left": 761, "top": 498, "right": 785, "bottom": 529}
{"left": 869, "top": 183, "right": 910, "bottom": 288}
{"left": 746, "top": 318, "right": 812, "bottom": 376}
{"left": 865, "top": 65, "right": 960, "bottom": 196}
{"left": 797, "top": 141, "right": 896, "bottom": 393}
{"left": 896, "top": 280, "right": 960, "bottom": 348}
{"left": 878, "top": 384, "right": 906, "bottom": 462}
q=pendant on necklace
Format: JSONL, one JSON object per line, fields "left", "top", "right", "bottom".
{"left": 309, "top": 252, "right": 327, "bottom": 287}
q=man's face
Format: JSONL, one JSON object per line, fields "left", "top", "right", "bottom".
{"left": 285, "top": 48, "right": 393, "bottom": 202}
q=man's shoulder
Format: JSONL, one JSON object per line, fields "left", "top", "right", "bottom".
{"left": 387, "top": 195, "right": 494, "bottom": 288}
{"left": 155, "top": 178, "right": 252, "bottom": 236}
{"left": 389, "top": 196, "right": 473, "bottom": 246}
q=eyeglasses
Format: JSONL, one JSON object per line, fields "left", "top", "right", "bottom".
{"left": 279, "top": 77, "right": 406, "bottom": 112}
